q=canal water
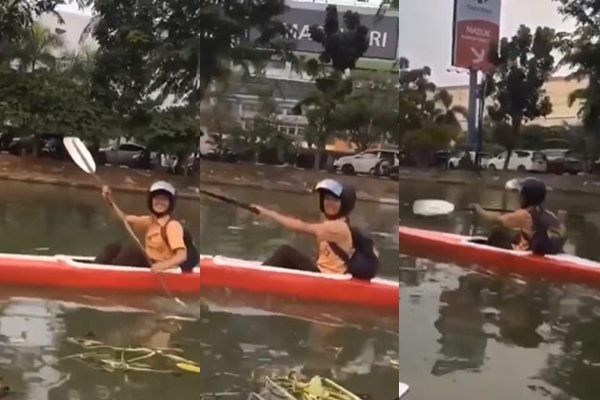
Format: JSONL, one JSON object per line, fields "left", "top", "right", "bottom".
{"left": 399, "top": 179, "right": 600, "bottom": 400}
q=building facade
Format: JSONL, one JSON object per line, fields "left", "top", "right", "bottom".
{"left": 442, "top": 77, "right": 586, "bottom": 131}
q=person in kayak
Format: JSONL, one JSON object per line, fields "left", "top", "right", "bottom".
{"left": 471, "top": 177, "right": 567, "bottom": 255}
{"left": 251, "top": 179, "right": 357, "bottom": 275}
{"left": 95, "top": 181, "right": 199, "bottom": 272}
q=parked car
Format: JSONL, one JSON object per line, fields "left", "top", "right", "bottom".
{"left": 373, "top": 151, "right": 400, "bottom": 177}
{"left": 543, "top": 149, "right": 585, "bottom": 175}
{"left": 332, "top": 149, "right": 398, "bottom": 175}
{"left": 448, "top": 151, "right": 491, "bottom": 169}
{"left": 486, "top": 150, "right": 547, "bottom": 172}
{"left": 98, "top": 143, "right": 157, "bottom": 169}
{"left": 6, "top": 133, "right": 67, "bottom": 159}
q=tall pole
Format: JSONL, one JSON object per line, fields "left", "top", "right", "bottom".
{"left": 467, "top": 68, "right": 479, "bottom": 150}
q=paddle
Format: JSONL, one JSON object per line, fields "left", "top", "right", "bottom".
{"left": 63, "top": 136, "right": 186, "bottom": 307}
{"left": 412, "top": 199, "right": 511, "bottom": 217}
{"left": 198, "top": 188, "right": 259, "bottom": 214}
{"left": 412, "top": 178, "right": 523, "bottom": 217}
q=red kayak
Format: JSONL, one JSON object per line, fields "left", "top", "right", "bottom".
{"left": 0, "top": 253, "right": 398, "bottom": 310}
{"left": 399, "top": 226, "right": 600, "bottom": 287}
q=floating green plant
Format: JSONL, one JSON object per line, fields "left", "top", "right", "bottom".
{"left": 60, "top": 337, "right": 200, "bottom": 374}
{"left": 263, "top": 374, "right": 362, "bottom": 400}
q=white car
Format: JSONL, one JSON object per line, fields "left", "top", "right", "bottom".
{"left": 447, "top": 151, "right": 491, "bottom": 169}
{"left": 333, "top": 149, "right": 398, "bottom": 175}
{"left": 486, "top": 150, "right": 547, "bottom": 172}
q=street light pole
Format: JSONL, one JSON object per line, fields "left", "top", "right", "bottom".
{"left": 467, "top": 68, "right": 479, "bottom": 150}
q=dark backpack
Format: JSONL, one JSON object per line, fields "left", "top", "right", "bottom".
{"left": 528, "top": 207, "right": 566, "bottom": 256}
{"left": 160, "top": 219, "right": 200, "bottom": 273}
{"left": 328, "top": 223, "right": 380, "bottom": 280}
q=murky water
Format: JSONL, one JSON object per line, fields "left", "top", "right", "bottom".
{"left": 399, "top": 180, "right": 600, "bottom": 400}
{"left": 0, "top": 181, "right": 202, "bottom": 399}
{"left": 199, "top": 184, "right": 399, "bottom": 398}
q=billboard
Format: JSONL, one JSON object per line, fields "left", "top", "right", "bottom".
{"left": 452, "top": 0, "right": 501, "bottom": 72}
{"left": 281, "top": 6, "right": 399, "bottom": 60}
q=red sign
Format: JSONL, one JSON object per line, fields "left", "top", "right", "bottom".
{"left": 452, "top": 0, "right": 502, "bottom": 72}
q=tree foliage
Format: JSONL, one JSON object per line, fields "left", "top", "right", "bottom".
{"left": 555, "top": 0, "right": 600, "bottom": 156}
{"left": 0, "top": 0, "right": 68, "bottom": 50}
{"left": 87, "top": 0, "right": 296, "bottom": 109}
{"left": 398, "top": 59, "right": 436, "bottom": 139}
{"left": 308, "top": 5, "right": 369, "bottom": 73}
{"left": 335, "top": 75, "right": 398, "bottom": 150}
{"left": 294, "top": 5, "right": 370, "bottom": 168}
{"left": 485, "top": 25, "right": 556, "bottom": 168}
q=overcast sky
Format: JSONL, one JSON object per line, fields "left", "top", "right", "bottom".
{"left": 399, "top": 0, "right": 576, "bottom": 87}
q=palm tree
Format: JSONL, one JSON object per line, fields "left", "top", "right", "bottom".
{"left": 5, "top": 23, "right": 64, "bottom": 72}
{"left": 433, "top": 89, "right": 468, "bottom": 132}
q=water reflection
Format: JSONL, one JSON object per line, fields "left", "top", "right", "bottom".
{"left": 400, "top": 180, "right": 600, "bottom": 400}
{"left": 0, "top": 291, "right": 202, "bottom": 400}
{"left": 199, "top": 293, "right": 399, "bottom": 399}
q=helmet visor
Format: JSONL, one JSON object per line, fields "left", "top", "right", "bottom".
{"left": 150, "top": 181, "right": 176, "bottom": 196}
{"left": 314, "top": 179, "right": 343, "bottom": 197}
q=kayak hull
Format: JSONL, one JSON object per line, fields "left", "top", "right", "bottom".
{"left": 399, "top": 226, "right": 600, "bottom": 287}
{"left": 0, "top": 253, "right": 398, "bottom": 310}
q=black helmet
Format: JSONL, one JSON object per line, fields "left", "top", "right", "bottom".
{"left": 314, "top": 179, "right": 356, "bottom": 219}
{"left": 519, "top": 177, "right": 546, "bottom": 208}
{"left": 147, "top": 180, "right": 176, "bottom": 216}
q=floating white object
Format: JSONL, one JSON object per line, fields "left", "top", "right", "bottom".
{"left": 505, "top": 178, "right": 521, "bottom": 191}
{"left": 412, "top": 199, "right": 455, "bottom": 217}
{"left": 399, "top": 382, "right": 410, "bottom": 398}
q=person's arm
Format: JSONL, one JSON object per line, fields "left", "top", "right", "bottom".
{"left": 472, "top": 204, "right": 503, "bottom": 226}
{"left": 252, "top": 205, "right": 320, "bottom": 236}
{"left": 151, "top": 248, "right": 187, "bottom": 272}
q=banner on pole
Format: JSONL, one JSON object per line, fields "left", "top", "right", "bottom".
{"left": 451, "top": 0, "right": 501, "bottom": 72}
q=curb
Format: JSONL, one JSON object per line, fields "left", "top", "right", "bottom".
{"left": 0, "top": 173, "right": 400, "bottom": 205}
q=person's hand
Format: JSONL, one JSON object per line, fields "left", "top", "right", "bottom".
{"left": 101, "top": 185, "right": 114, "bottom": 206}
{"left": 557, "top": 209, "right": 567, "bottom": 222}
{"left": 251, "top": 205, "right": 266, "bottom": 215}
{"left": 151, "top": 262, "right": 168, "bottom": 273}
{"left": 469, "top": 203, "right": 484, "bottom": 214}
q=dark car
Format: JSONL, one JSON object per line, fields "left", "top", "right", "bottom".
{"left": 7, "top": 133, "right": 66, "bottom": 159}
{"left": 545, "top": 149, "right": 585, "bottom": 175}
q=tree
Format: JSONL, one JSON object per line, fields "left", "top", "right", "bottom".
{"left": 141, "top": 107, "right": 200, "bottom": 173}
{"left": 308, "top": 5, "right": 369, "bottom": 73}
{"left": 295, "top": 5, "right": 370, "bottom": 169}
{"left": 402, "top": 122, "right": 457, "bottom": 166}
{"left": 555, "top": 0, "right": 600, "bottom": 158}
{"left": 294, "top": 72, "right": 353, "bottom": 169}
{"left": 0, "top": 69, "right": 114, "bottom": 153}
{"left": 250, "top": 90, "right": 292, "bottom": 164}
{"left": 4, "top": 23, "right": 64, "bottom": 72}
{"left": 0, "top": 1, "right": 67, "bottom": 53}
{"left": 84, "top": 0, "right": 296, "bottom": 109}
{"left": 485, "top": 25, "right": 556, "bottom": 169}
{"left": 335, "top": 77, "right": 398, "bottom": 150}
{"left": 433, "top": 89, "right": 468, "bottom": 132}
{"left": 398, "top": 58, "right": 437, "bottom": 141}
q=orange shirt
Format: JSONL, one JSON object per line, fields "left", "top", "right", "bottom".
{"left": 126, "top": 216, "right": 186, "bottom": 262}
{"left": 314, "top": 219, "right": 353, "bottom": 274}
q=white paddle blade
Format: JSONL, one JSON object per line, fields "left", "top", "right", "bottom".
{"left": 399, "top": 382, "right": 410, "bottom": 398}
{"left": 63, "top": 136, "right": 96, "bottom": 174}
{"left": 412, "top": 199, "right": 455, "bottom": 217}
